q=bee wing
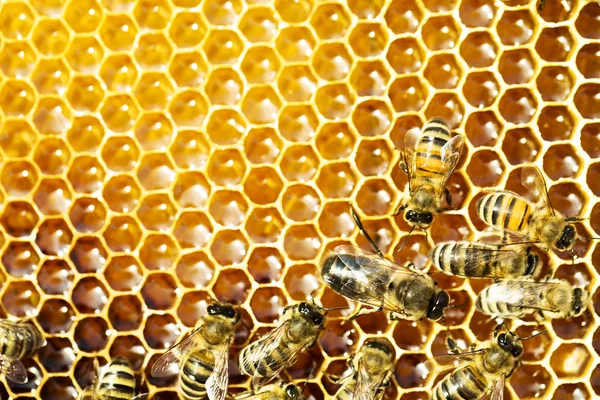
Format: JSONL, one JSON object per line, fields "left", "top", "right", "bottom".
{"left": 455, "top": 244, "right": 528, "bottom": 274}
{"left": 79, "top": 386, "right": 95, "bottom": 400}
{"left": 206, "top": 338, "right": 232, "bottom": 400}
{"left": 482, "top": 281, "right": 562, "bottom": 313}
{"left": 521, "top": 164, "right": 554, "bottom": 215}
{"left": 424, "top": 349, "right": 486, "bottom": 373}
{"left": 151, "top": 324, "right": 203, "bottom": 378}
{"left": 489, "top": 374, "right": 506, "bottom": 400}
{"left": 433, "top": 134, "right": 464, "bottom": 196}
{"left": 1, "top": 358, "right": 27, "bottom": 384}
{"left": 130, "top": 395, "right": 150, "bottom": 400}
{"left": 402, "top": 126, "right": 420, "bottom": 192}
{"left": 333, "top": 246, "right": 418, "bottom": 276}
{"left": 353, "top": 360, "right": 387, "bottom": 400}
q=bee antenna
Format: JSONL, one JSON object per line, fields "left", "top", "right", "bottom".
{"left": 398, "top": 225, "right": 416, "bottom": 252}
{"left": 518, "top": 329, "right": 548, "bottom": 341}
{"left": 350, "top": 204, "right": 384, "bottom": 258}
{"left": 320, "top": 306, "right": 350, "bottom": 311}
{"left": 448, "top": 301, "right": 467, "bottom": 310}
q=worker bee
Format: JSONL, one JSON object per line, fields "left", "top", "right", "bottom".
{"left": 476, "top": 163, "right": 587, "bottom": 253}
{"left": 234, "top": 381, "right": 305, "bottom": 400}
{"left": 151, "top": 302, "right": 241, "bottom": 400}
{"left": 238, "top": 301, "right": 328, "bottom": 387}
{"left": 0, "top": 319, "right": 46, "bottom": 384}
{"left": 475, "top": 279, "right": 588, "bottom": 320}
{"left": 429, "top": 241, "right": 539, "bottom": 279}
{"left": 80, "top": 356, "right": 147, "bottom": 399}
{"left": 332, "top": 338, "right": 395, "bottom": 400}
{"left": 431, "top": 324, "right": 546, "bottom": 400}
{"left": 396, "top": 117, "right": 464, "bottom": 229}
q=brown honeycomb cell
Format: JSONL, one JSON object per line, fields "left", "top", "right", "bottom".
{"left": 0, "top": 1, "right": 597, "bottom": 399}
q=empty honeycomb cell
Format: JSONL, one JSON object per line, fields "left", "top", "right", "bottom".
{"left": 137, "top": 153, "right": 176, "bottom": 191}
{"left": 170, "top": 129, "right": 210, "bottom": 169}
{"left": 1, "top": 201, "right": 39, "bottom": 237}
{"left": 281, "top": 184, "right": 321, "bottom": 222}
{"left": 315, "top": 122, "right": 356, "bottom": 161}
{"left": 316, "top": 162, "right": 357, "bottom": 199}
{"left": 105, "top": 255, "right": 143, "bottom": 292}
{"left": 207, "top": 148, "right": 247, "bottom": 187}
{"left": 169, "top": 51, "right": 208, "bottom": 89}
{"left": 353, "top": 217, "right": 395, "bottom": 255}
{"left": 466, "top": 149, "right": 505, "bottom": 188}
{"left": 574, "top": 83, "right": 600, "bottom": 119}
{"left": 2, "top": 280, "right": 40, "bottom": 316}
{"left": 212, "top": 268, "right": 252, "bottom": 304}
{"left": 134, "top": 73, "right": 175, "bottom": 111}
{"left": 588, "top": 163, "right": 600, "bottom": 196}
{"left": 4, "top": 241, "right": 39, "bottom": 278}
{"left": 103, "top": 216, "right": 142, "bottom": 253}
{"left": 501, "top": 127, "right": 541, "bottom": 165}
{"left": 135, "top": 112, "right": 174, "bottom": 152}
{"left": 176, "top": 251, "right": 214, "bottom": 289}
{"left": 279, "top": 107, "right": 319, "bottom": 144}
{"left": 74, "top": 316, "right": 109, "bottom": 352}
{"left": 538, "top": 105, "right": 575, "bottom": 142}
{"left": 38, "top": 298, "right": 75, "bottom": 334}
{"left": 535, "top": 26, "right": 574, "bottom": 62}
{"left": 1, "top": 160, "right": 38, "bottom": 197}
{"left": 100, "top": 94, "right": 140, "bottom": 133}
{"left": 40, "top": 376, "right": 78, "bottom": 400}
{"left": 65, "top": 35, "right": 104, "bottom": 73}
{"left": 352, "top": 61, "right": 391, "bottom": 98}
{"left": 102, "top": 136, "right": 140, "bottom": 173}
{"left": 244, "top": 166, "right": 283, "bottom": 205}
{"left": 576, "top": 43, "right": 600, "bottom": 79}
{"left": 458, "top": 0, "right": 496, "bottom": 27}
{"left": 173, "top": 171, "right": 210, "bottom": 209}
{"left": 462, "top": 71, "right": 499, "bottom": 108}
{"left": 67, "top": 156, "right": 105, "bottom": 194}
{"left": 109, "top": 335, "right": 146, "bottom": 370}
{"left": 144, "top": 313, "right": 180, "bottom": 349}
{"left": 554, "top": 310, "right": 596, "bottom": 340}
{"left": 312, "top": 43, "right": 352, "bottom": 82}
{"left": 99, "top": 14, "right": 138, "bottom": 51}
{"left": 207, "top": 109, "right": 246, "bottom": 146}
{"left": 99, "top": 55, "right": 137, "bottom": 91}
{"left": 135, "top": 33, "right": 174, "bottom": 70}
{"left": 280, "top": 145, "right": 319, "bottom": 183}
{"left": 32, "top": 18, "right": 70, "bottom": 56}
{"left": 498, "top": 87, "right": 537, "bottom": 124}
{"left": 69, "top": 197, "right": 107, "bottom": 233}
{"left": 279, "top": 67, "right": 317, "bottom": 103}
{"left": 67, "top": 116, "right": 105, "bottom": 153}
{"left": 393, "top": 319, "right": 431, "bottom": 351}
{"left": 355, "top": 139, "right": 393, "bottom": 177}
{"left": 141, "top": 273, "right": 178, "bottom": 310}
{"left": 386, "top": 38, "right": 425, "bottom": 75}
{"left": 510, "top": 364, "right": 553, "bottom": 398}
{"left": 39, "top": 337, "right": 76, "bottom": 373}
{"left": 210, "top": 230, "right": 249, "bottom": 266}
{"left": 203, "top": 29, "right": 245, "bottom": 65}
{"left": 348, "top": 0, "right": 385, "bottom": 17}
{"left": 242, "top": 86, "right": 282, "bottom": 124}
{"left": 67, "top": 75, "right": 105, "bottom": 112}
{"left": 431, "top": 214, "right": 471, "bottom": 243}
{"left": 72, "top": 276, "right": 108, "bottom": 314}
{"left": 243, "top": 127, "right": 282, "bottom": 164}
{"left": 550, "top": 182, "right": 586, "bottom": 221}
{"left": 34, "top": 96, "right": 72, "bottom": 135}
{"left": 496, "top": 9, "right": 534, "bottom": 45}
{"left": 310, "top": 3, "right": 350, "bottom": 40}
{"left": 543, "top": 144, "right": 581, "bottom": 180}
{"left": 169, "top": 11, "right": 206, "bottom": 48}
{"left": 552, "top": 383, "right": 591, "bottom": 400}
{"left": 389, "top": 76, "right": 428, "bottom": 113}
{"left": 137, "top": 193, "right": 177, "bottom": 231}
{"left": 37, "top": 259, "right": 73, "bottom": 295}
{"left": 421, "top": 15, "right": 460, "bottom": 51}
{"left": 34, "top": 139, "right": 72, "bottom": 176}
{"left": 424, "top": 93, "right": 464, "bottom": 129}
{"left": 64, "top": 0, "right": 103, "bottom": 33}
{"left": 140, "top": 233, "right": 178, "bottom": 271}
{"left": 498, "top": 48, "right": 535, "bottom": 85}
{"left": 284, "top": 224, "right": 321, "bottom": 261}
{"left": 102, "top": 175, "right": 141, "bottom": 213}
{"left": 349, "top": 22, "right": 388, "bottom": 58}
{"left": 173, "top": 211, "right": 213, "bottom": 249}
{"left": 384, "top": 0, "right": 423, "bottom": 34}
{"left": 250, "top": 287, "right": 288, "bottom": 323}
{"left": 276, "top": 26, "right": 316, "bottom": 62}
{"left": 0, "top": 2, "right": 35, "bottom": 39}
{"left": 108, "top": 294, "right": 144, "bottom": 331}
{"left": 176, "top": 290, "right": 211, "bottom": 327}
{"left": 319, "top": 319, "right": 357, "bottom": 357}
{"left": 0, "top": 119, "right": 36, "bottom": 158}
{"left": 395, "top": 353, "right": 428, "bottom": 388}
{"left": 0, "top": 41, "right": 37, "bottom": 78}
{"left": 239, "top": 6, "right": 278, "bottom": 43}
{"left": 424, "top": 54, "right": 462, "bottom": 90}
{"left": 400, "top": 392, "right": 429, "bottom": 400}
{"left": 318, "top": 202, "right": 355, "bottom": 238}
{"left": 169, "top": 89, "right": 209, "bottom": 126}
{"left": 0, "top": 79, "right": 36, "bottom": 116}
{"left": 134, "top": 0, "right": 172, "bottom": 29}
{"left": 70, "top": 236, "right": 107, "bottom": 273}
{"left": 248, "top": 247, "right": 284, "bottom": 284}
{"left": 459, "top": 31, "right": 498, "bottom": 68}
{"left": 205, "top": 68, "right": 244, "bottom": 106}
{"left": 575, "top": 2, "right": 600, "bottom": 39}
{"left": 536, "top": 66, "right": 574, "bottom": 102}
{"left": 203, "top": 0, "right": 242, "bottom": 25}
{"left": 465, "top": 110, "right": 502, "bottom": 147}
{"left": 274, "top": 0, "right": 312, "bottom": 22}
{"left": 353, "top": 100, "right": 393, "bottom": 138}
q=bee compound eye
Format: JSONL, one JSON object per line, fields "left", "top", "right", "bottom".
{"left": 207, "top": 305, "right": 217, "bottom": 315}
{"left": 312, "top": 313, "right": 324, "bottom": 325}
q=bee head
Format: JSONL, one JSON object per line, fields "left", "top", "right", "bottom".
{"left": 405, "top": 209, "right": 433, "bottom": 227}
{"left": 555, "top": 224, "right": 576, "bottom": 251}
{"left": 284, "top": 384, "right": 302, "bottom": 400}
{"left": 496, "top": 332, "right": 523, "bottom": 358}
{"left": 298, "top": 302, "right": 324, "bottom": 325}
{"left": 572, "top": 287, "right": 587, "bottom": 317}
{"left": 207, "top": 303, "right": 240, "bottom": 324}
{"left": 426, "top": 290, "right": 450, "bottom": 321}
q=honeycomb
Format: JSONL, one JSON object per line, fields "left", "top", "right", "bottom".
{"left": 0, "top": 0, "right": 598, "bottom": 398}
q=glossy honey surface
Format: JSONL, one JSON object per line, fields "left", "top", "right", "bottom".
{"left": 0, "top": 0, "right": 598, "bottom": 399}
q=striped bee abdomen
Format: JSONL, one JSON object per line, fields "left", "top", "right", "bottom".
{"left": 97, "top": 356, "right": 136, "bottom": 399}
{"left": 415, "top": 119, "right": 452, "bottom": 179}
{"left": 181, "top": 349, "right": 214, "bottom": 399}
{"left": 0, "top": 324, "right": 45, "bottom": 360}
{"left": 475, "top": 286, "right": 522, "bottom": 317}
{"left": 477, "top": 192, "right": 532, "bottom": 233}
{"left": 432, "top": 365, "right": 488, "bottom": 400}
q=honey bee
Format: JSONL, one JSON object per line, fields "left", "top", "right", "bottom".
{"left": 332, "top": 338, "right": 395, "bottom": 400}
{"left": 151, "top": 302, "right": 241, "bottom": 400}
{"left": 80, "top": 356, "right": 147, "bottom": 400}
{"left": 0, "top": 319, "right": 46, "bottom": 384}
{"left": 396, "top": 117, "right": 464, "bottom": 229}
{"left": 429, "top": 241, "right": 539, "bottom": 279}
{"left": 238, "top": 302, "right": 327, "bottom": 386}
{"left": 476, "top": 164, "right": 587, "bottom": 253}
{"left": 475, "top": 279, "right": 588, "bottom": 320}
{"left": 234, "top": 381, "right": 305, "bottom": 400}
{"left": 431, "top": 324, "right": 546, "bottom": 400}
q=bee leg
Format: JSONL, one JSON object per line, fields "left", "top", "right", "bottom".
{"left": 350, "top": 205, "right": 385, "bottom": 258}
{"left": 348, "top": 305, "right": 382, "bottom": 321}
{"left": 444, "top": 187, "right": 453, "bottom": 209}
{"left": 392, "top": 203, "right": 407, "bottom": 217}
{"left": 566, "top": 217, "right": 587, "bottom": 222}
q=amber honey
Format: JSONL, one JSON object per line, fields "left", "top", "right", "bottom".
{"left": 0, "top": 0, "right": 597, "bottom": 398}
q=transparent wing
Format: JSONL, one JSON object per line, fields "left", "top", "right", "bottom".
{"left": 521, "top": 164, "right": 554, "bottom": 215}
{"left": 130, "top": 395, "right": 150, "bottom": 400}
{"left": 206, "top": 338, "right": 232, "bottom": 400}
{"left": 151, "top": 324, "right": 203, "bottom": 378}
{"left": 353, "top": 360, "right": 387, "bottom": 400}
{"left": 423, "top": 349, "right": 486, "bottom": 373}
{"left": 481, "top": 281, "right": 562, "bottom": 313}
{"left": 432, "top": 134, "right": 464, "bottom": 197}
{"left": 450, "top": 243, "right": 529, "bottom": 274}
{"left": 333, "top": 246, "right": 418, "bottom": 276}
{"left": 489, "top": 374, "right": 505, "bottom": 400}
{"left": 78, "top": 386, "right": 95, "bottom": 400}
{"left": 403, "top": 126, "right": 421, "bottom": 193}
{"left": 2, "top": 358, "right": 27, "bottom": 384}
